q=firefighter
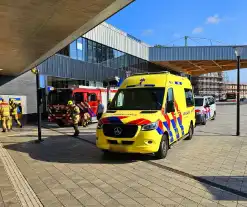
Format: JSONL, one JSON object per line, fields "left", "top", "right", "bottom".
{"left": 0, "top": 98, "right": 11, "bottom": 132}
{"left": 83, "top": 101, "right": 91, "bottom": 127}
{"left": 9, "top": 99, "right": 22, "bottom": 128}
{"left": 67, "top": 100, "right": 80, "bottom": 136}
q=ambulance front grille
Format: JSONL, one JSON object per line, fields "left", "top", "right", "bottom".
{"left": 103, "top": 124, "right": 138, "bottom": 138}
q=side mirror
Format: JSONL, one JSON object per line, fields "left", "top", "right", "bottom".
{"left": 205, "top": 104, "right": 210, "bottom": 108}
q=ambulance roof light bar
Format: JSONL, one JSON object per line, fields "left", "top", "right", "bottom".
{"left": 131, "top": 71, "right": 170, "bottom": 77}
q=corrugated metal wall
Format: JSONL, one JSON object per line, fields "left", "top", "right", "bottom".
{"left": 83, "top": 22, "right": 149, "bottom": 60}
{"left": 38, "top": 54, "right": 143, "bottom": 81}
{"left": 149, "top": 46, "right": 247, "bottom": 61}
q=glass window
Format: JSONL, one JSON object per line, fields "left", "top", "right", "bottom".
{"left": 48, "top": 89, "right": 72, "bottom": 105}
{"left": 74, "top": 92, "right": 84, "bottom": 103}
{"left": 89, "top": 81, "right": 96, "bottom": 87}
{"left": 96, "top": 43, "right": 102, "bottom": 63}
{"left": 184, "top": 89, "right": 194, "bottom": 107}
{"left": 166, "top": 88, "right": 175, "bottom": 113}
{"left": 69, "top": 40, "right": 77, "bottom": 60}
{"left": 109, "top": 88, "right": 165, "bottom": 110}
{"left": 77, "top": 37, "right": 83, "bottom": 61}
{"left": 93, "top": 41, "right": 97, "bottom": 63}
{"left": 102, "top": 45, "right": 106, "bottom": 65}
{"left": 195, "top": 98, "right": 204, "bottom": 106}
{"left": 82, "top": 38, "right": 87, "bottom": 61}
{"left": 88, "top": 93, "right": 97, "bottom": 102}
{"left": 87, "top": 40, "right": 93, "bottom": 63}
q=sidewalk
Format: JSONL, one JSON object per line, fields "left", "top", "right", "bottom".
{"left": 1, "top": 120, "right": 247, "bottom": 206}
{"left": 0, "top": 157, "right": 21, "bottom": 207}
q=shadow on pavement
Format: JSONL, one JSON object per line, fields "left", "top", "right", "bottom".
{"left": 3, "top": 134, "right": 154, "bottom": 165}
{"left": 200, "top": 176, "right": 247, "bottom": 201}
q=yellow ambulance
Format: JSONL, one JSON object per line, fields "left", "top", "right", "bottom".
{"left": 96, "top": 71, "right": 195, "bottom": 159}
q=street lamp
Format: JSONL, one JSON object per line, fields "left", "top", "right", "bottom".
{"left": 233, "top": 46, "right": 243, "bottom": 136}
{"left": 31, "top": 67, "right": 43, "bottom": 143}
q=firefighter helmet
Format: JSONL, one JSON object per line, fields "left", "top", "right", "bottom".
{"left": 68, "top": 100, "right": 73, "bottom": 105}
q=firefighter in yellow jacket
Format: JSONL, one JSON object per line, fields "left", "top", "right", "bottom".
{"left": 9, "top": 99, "right": 22, "bottom": 128}
{"left": 0, "top": 98, "right": 11, "bottom": 132}
{"left": 67, "top": 100, "right": 80, "bottom": 136}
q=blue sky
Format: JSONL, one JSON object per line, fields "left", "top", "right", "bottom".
{"left": 107, "top": 0, "right": 247, "bottom": 83}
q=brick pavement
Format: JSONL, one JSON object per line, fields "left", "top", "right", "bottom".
{"left": 0, "top": 105, "right": 246, "bottom": 206}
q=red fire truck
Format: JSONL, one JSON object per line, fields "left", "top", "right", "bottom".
{"left": 47, "top": 86, "right": 117, "bottom": 127}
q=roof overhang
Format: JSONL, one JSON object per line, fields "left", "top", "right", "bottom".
{"left": 149, "top": 45, "right": 247, "bottom": 76}
{"left": 0, "top": 0, "right": 134, "bottom": 76}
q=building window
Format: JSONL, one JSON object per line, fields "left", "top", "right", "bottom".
{"left": 69, "top": 40, "right": 77, "bottom": 60}
{"left": 96, "top": 43, "right": 102, "bottom": 63}
{"left": 87, "top": 40, "right": 93, "bottom": 63}
{"left": 77, "top": 37, "right": 83, "bottom": 61}
{"left": 92, "top": 41, "right": 97, "bottom": 63}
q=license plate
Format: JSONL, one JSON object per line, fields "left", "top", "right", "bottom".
{"left": 109, "top": 145, "right": 126, "bottom": 152}
{"left": 56, "top": 117, "right": 62, "bottom": 119}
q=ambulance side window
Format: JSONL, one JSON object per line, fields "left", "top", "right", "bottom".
{"left": 166, "top": 88, "right": 175, "bottom": 113}
{"left": 184, "top": 89, "right": 194, "bottom": 107}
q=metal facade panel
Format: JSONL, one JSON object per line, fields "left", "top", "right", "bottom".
{"left": 39, "top": 55, "right": 127, "bottom": 82}
{"left": 83, "top": 22, "right": 149, "bottom": 60}
{"left": 149, "top": 46, "right": 247, "bottom": 61}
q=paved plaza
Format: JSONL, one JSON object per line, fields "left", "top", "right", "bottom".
{"left": 0, "top": 105, "right": 247, "bottom": 207}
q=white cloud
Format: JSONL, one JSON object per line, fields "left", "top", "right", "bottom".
{"left": 141, "top": 29, "right": 154, "bottom": 36}
{"left": 206, "top": 14, "right": 221, "bottom": 24}
{"left": 192, "top": 27, "right": 203, "bottom": 34}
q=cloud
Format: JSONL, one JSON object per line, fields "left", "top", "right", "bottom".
{"left": 141, "top": 29, "right": 154, "bottom": 36}
{"left": 206, "top": 14, "right": 221, "bottom": 24}
{"left": 192, "top": 27, "right": 203, "bottom": 34}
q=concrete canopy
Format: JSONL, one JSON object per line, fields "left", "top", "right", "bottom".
{"left": 0, "top": 0, "right": 133, "bottom": 76}
{"left": 149, "top": 45, "right": 247, "bottom": 76}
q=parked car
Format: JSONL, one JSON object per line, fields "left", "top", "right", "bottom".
{"left": 195, "top": 96, "right": 216, "bottom": 125}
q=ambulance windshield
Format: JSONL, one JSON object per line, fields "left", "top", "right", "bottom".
{"left": 48, "top": 89, "right": 73, "bottom": 105}
{"left": 109, "top": 87, "right": 165, "bottom": 110}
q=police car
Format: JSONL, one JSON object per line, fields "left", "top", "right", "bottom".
{"left": 195, "top": 96, "right": 216, "bottom": 125}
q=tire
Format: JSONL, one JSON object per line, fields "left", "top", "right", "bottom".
{"left": 187, "top": 123, "right": 194, "bottom": 140}
{"left": 57, "top": 120, "right": 65, "bottom": 127}
{"left": 212, "top": 112, "right": 216, "bottom": 120}
{"left": 202, "top": 115, "right": 207, "bottom": 125}
{"left": 102, "top": 150, "right": 112, "bottom": 158}
{"left": 154, "top": 134, "right": 169, "bottom": 159}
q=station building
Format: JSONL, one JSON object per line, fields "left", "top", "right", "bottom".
{"left": 0, "top": 22, "right": 172, "bottom": 120}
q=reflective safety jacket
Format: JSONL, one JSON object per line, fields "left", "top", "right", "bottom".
{"left": 68, "top": 105, "right": 80, "bottom": 119}
{"left": 0, "top": 102, "right": 10, "bottom": 117}
{"left": 10, "top": 102, "right": 18, "bottom": 115}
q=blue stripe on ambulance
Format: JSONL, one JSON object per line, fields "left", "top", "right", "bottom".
{"left": 170, "top": 119, "right": 180, "bottom": 139}
{"left": 177, "top": 117, "right": 185, "bottom": 136}
{"left": 163, "top": 121, "right": 174, "bottom": 142}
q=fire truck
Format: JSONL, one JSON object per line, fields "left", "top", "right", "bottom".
{"left": 47, "top": 86, "right": 117, "bottom": 127}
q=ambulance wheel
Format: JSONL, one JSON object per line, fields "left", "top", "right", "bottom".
{"left": 154, "top": 134, "right": 168, "bottom": 159}
{"left": 187, "top": 123, "right": 194, "bottom": 140}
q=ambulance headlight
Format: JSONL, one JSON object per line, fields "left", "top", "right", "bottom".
{"left": 142, "top": 121, "right": 158, "bottom": 131}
